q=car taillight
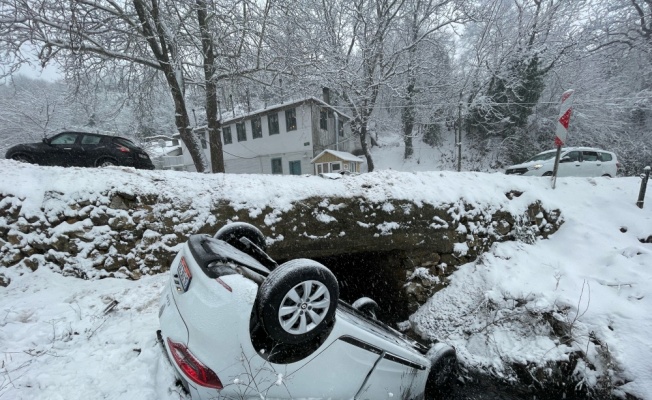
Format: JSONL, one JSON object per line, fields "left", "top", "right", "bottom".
{"left": 116, "top": 145, "right": 131, "bottom": 152}
{"left": 167, "top": 338, "right": 223, "bottom": 389}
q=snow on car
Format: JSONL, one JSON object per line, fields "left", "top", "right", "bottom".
{"left": 158, "top": 222, "right": 457, "bottom": 400}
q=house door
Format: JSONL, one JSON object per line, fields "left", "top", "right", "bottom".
{"left": 289, "top": 160, "right": 302, "bottom": 175}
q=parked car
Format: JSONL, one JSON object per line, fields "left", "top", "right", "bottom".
{"left": 5, "top": 131, "right": 155, "bottom": 169}
{"left": 505, "top": 147, "right": 620, "bottom": 177}
{"left": 158, "top": 222, "right": 457, "bottom": 400}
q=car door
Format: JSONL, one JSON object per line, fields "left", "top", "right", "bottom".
{"left": 79, "top": 134, "right": 105, "bottom": 167}
{"left": 598, "top": 152, "right": 617, "bottom": 177}
{"left": 581, "top": 150, "right": 600, "bottom": 177}
{"left": 44, "top": 132, "right": 83, "bottom": 166}
{"left": 557, "top": 150, "right": 582, "bottom": 177}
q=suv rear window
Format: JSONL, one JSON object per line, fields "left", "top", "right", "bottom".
{"left": 82, "top": 135, "right": 102, "bottom": 145}
{"left": 113, "top": 137, "right": 139, "bottom": 150}
{"left": 599, "top": 152, "right": 613, "bottom": 162}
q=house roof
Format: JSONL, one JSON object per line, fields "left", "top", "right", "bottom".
{"left": 220, "top": 97, "right": 352, "bottom": 125}
{"left": 310, "top": 149, "right": 364, "bottom": 163}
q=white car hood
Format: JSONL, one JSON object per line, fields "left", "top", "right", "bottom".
{"left": 506, "top": 160, "right": 546, "bottom": 170}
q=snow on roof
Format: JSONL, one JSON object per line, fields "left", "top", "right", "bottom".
{"left": 221, "top": 96, "right": 352, "bottom": 125}
{"left": 311, "top": 149, "right": 364, "bottom": 163}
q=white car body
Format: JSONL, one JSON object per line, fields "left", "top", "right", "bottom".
{"left": 159, "top": 232, "right": 449, "bottom": 400}
{"left": 505, "top": 147, "right": 619, "bottom": 177}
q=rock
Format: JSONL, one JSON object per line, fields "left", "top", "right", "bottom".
{"left": 0, "top": 273, "right": 9, "bottom": 287}
{"left": 23, "top": 257, "right": 39, "bottom": 271}
{"left": 7, "top": 230, "right": 24, "bottom": 246}
{"left": 90, "top": 209, "right": 110, "bottom": 226}
{"left": 51, "top": 234, "right": 71, "bottom": 252}
{"left": 108, "top": 215, "right": 135, "bottom": 231}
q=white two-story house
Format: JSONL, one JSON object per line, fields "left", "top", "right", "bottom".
{"left": 171, "top": 96, "right": 361, "bottom": 175}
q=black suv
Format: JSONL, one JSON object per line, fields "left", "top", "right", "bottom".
{"left": 5, "top": 131, "right": 155, "bottom": 170}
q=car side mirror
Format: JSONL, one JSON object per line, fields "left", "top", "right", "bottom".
{"left": 559, "top": 156, "right": 571, "bottom": 163}
{"left": 42, "top": 138, "right": 51, "bottom": 145}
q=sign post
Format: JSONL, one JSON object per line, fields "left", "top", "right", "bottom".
{"left": 551, "top": 89, "right": 574, "bottom": 189}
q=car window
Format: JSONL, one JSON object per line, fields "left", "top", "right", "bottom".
{"left": 599, "top": 152, "right": 613, "bottom": 162}
{"left": 526, "top": 151, "right": 557, "bottom": 162}
{"left": 563, "top": 151, "right": 581, "bottom": 162}
{"left": 582, "top": 151, "right": 599, "bottom": 162}
{"left": 82, "top": 135, "right": 102, "bottom": 145}
{"left": 50, "top": 133, "right": 79, "bottom": 145}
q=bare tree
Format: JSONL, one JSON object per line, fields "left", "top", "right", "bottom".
{"left": 399, "top": 0, "right": 466, "bottom": 159}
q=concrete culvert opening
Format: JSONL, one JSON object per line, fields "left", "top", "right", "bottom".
{"left": 312, "top": 250, "right": 411, "bottom": 325}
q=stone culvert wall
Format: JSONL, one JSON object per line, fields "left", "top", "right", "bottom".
{"left": 0, "top": 188, "right": 562, "bottom": 310}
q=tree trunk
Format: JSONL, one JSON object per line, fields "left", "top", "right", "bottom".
{"left": 402, "top": 82, "right": 416, "bottom": 159}
{"left": 133, "top": 0, "right": 206, "bottom": 172}
{"left": 197, "top": 0, "right": 225, "bottom": 173}
{"left": 357, "top": 113, "right": 375, "bottom": 172}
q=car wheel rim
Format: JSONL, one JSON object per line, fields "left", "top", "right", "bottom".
{"left": 278, "top": 280, "right": 331, "bottom": 335}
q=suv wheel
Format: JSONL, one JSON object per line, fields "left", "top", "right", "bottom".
{"left": 257, "top": 259, "right": 338, "bottom": 344}
{"left": 96, "top": 158, "right": 117, "bottom": 167}
{"left": 425, "top": 343, "right": 457, "bottom": 398}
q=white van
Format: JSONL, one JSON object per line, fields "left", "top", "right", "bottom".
{"left": 505, "top": 147, "right": 620, "bottom": 177}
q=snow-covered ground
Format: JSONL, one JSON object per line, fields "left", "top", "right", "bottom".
{"left": 1, "top": 142, "right": 651, "bottom": 399}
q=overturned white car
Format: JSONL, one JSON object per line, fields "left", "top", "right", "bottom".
{"left": 158, "top": 222, "right": 456, "bottom": 399}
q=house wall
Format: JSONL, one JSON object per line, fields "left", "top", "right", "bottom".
{"left": 310, "top": 104, "right": 356, "bottom": 156}
{"left": 220, "top": 103, "right": 314, "bottom": 175}
{"left": 174, "top": 99, "right": 357, "bottom": 175}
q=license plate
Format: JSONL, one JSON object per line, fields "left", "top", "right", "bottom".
{"left": 177, "top": 257, "right": 192, "bottom": 292}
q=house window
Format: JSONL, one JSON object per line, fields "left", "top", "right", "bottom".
{"left": 236, "top": 122, "right": 247, "bottom": 142}
{"left": 285, "top": 108, "right": 297, "bottom": 131}
{"left": 252, "top": 117, "right": 262, "bottom": 139}
{"left": 331, "top": 162, "right": 341, "bottom": 172}
{"left": 223, "top": 126, "right": 232, "bottom": 145}
{"left": 320, "top": 110, "right": 328, "bottom": 130}
{"left": 268, "top": 113, "right": 279, "bottom": 135}
{"left": 316, "top": 162, "right": 329, "bottom": 173}
{"left": 289, "top": 160, "right": 301, "bottom": 175}
{"left": 271, "top": 157, "right": 283, "bottom": 174}
{"left": 338, "top": 120, "right": 344, "bottom": 137}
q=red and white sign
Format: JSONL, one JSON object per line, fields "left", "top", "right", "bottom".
{"left": 555, "top": 89, "right": 574, "bottom": 146}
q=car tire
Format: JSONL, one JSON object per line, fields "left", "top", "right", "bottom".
{"left": 11, "top": 153, "right": 33, "bottom": 163}
{"left": 425, "top": 343, "right": 457, "bottom": 399}
{"left": 352, "top": 297, "right": 380, "bottom": 320}
{"left": 215, "top": 222, "right": 267, "bottom": 253}
{"left": 542, "top": 171, "right": 553, "bottom": 177}
{"left": 257, "top": 259, "right": 338, "bottom": 345}
{"left": 602, "top": 174, "right": 612, "bottom": 178}
{"left": 96, "top": 158, "right": 117, "bottom": 167}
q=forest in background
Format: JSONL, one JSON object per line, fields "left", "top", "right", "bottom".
{"left": 1, "top": 0, "right": 651, "bottom": 176}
